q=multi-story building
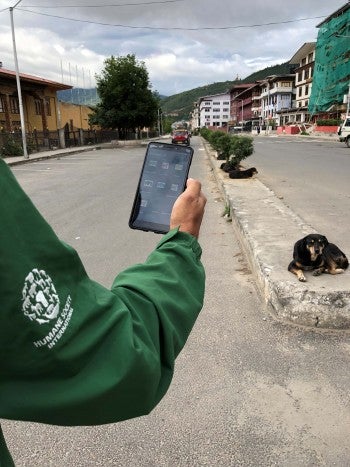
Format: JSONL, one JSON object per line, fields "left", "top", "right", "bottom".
{"left": 0, "top": 66, "right": 94, "bottom": 132}
{"left": 309, "top": 2, "right": 350, "bottom": 118}
{"left": 229, "top": 83, "right": 260, "bottom": 128}
{"left": 0, "top": 66, "right": 71, "bottom": 132}
{"left": 288, "top": 42, "right": 316, "bottom": 123}
{"left": 259, "top": 74, "right": 295, "bottom": 127}
{"left": 197, "top": 93, "right": 231, "bottom": 129}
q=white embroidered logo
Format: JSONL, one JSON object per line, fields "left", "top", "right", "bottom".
{"left": 22, "top": 268, "right": 60, "bottom": 325}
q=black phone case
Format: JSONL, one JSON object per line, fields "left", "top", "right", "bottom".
{"left": 129, "top": 142, "right": 193, "bottom": 234}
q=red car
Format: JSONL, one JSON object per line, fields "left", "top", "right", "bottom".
{"left": 171, "top": 130, "right": 190, "bottom": 145}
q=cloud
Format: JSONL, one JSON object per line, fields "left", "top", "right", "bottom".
{"left": 0, "top": 0, "right": 345, "bottom": 95}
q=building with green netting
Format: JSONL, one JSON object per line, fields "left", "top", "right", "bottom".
{"left": 308, "top": 2, "right": 350, "bottom": 120}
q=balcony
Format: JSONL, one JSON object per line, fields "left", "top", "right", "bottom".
{"left": 260, "top": 86, "right": 293, "bottom": 97}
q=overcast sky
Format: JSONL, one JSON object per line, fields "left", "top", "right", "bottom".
{"left": 0, "top": 0, "right": 346, "bottom": 96}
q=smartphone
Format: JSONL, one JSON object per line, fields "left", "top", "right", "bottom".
{"left": 129, "top": 141, "right": 193, "bottom": 234}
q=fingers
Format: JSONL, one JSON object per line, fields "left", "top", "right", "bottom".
{"left": 184, "top": 178, "right": 207, "bottom": 206}
{"left": 185, "top": 178, "right": 202, "bottom": 196}
{"left": 170, "top": 178, "right": 206, "bottom": 238}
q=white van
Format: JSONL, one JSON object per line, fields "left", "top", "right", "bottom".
{"left": 338, "top": 116, "right": 350, "bottom": 147}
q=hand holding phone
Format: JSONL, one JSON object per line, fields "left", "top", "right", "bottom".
{"left": 170, "top": 179, "right": 206, "bottom": 238}
{"left": 129, "top": 142, "right": 194, "bottom": 234}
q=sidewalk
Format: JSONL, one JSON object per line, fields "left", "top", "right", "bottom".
{"left": 204, "top": 140, "right": 350, "bottom": 330}
{"left": 4, "top": 145, "right": 100, "bottom": 166}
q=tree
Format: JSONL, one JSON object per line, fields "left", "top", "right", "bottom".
{"left": 89, "top": 55, "right": 159, "bottom": 138}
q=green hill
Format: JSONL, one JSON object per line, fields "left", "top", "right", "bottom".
{"left": 161, "top": 62, "right": 294, "bottom": 120}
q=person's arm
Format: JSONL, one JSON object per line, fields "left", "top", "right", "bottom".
{"left": 0, "top": 161, "right": 206, "bottom": 427}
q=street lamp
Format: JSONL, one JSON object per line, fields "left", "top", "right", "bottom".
{"left": 9, "top": 0, "right": 28, "bottom": 158}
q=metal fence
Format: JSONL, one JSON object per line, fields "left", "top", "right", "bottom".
{"left": 0, "top": 128, "right": 161, "bottom": 157}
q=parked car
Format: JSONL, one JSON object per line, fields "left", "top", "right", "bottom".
{"left": 171, "top": 129, "right": 190, "bottom": 145}
{"left": 338, "top": 116, "right": 350, "bottom": 147}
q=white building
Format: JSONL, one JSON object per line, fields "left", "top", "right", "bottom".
{"left": 259, "top": 75, "right": 295, "bottom": 127}
{"left": 197, "top": 93, "right": 231, "bottom": 129}
{"left": 288, "top": 42, "right": 316, "bottom": 123}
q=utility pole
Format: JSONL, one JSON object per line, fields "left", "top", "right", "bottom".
{"left": 10, "top": 0, "right": 28, "bottom": 158}
{"left": 157, "top": 109, "right": 161, "bottom": 136}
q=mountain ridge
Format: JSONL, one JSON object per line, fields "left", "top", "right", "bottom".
{"left": 57, "top": 62, "right": 294, "bottom": 121}
{"left": 160, "top": 62, "right": 294, "bottom": 119}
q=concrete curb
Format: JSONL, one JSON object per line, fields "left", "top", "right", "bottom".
{"left": 4, "top": 147, "right": 101, "bottom": 166}
{"left": 204, "top": 140, "right": 350, "bottom": 330}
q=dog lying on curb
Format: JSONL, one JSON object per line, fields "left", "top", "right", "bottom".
{"left": 229, "top": 167, "right": 258, "bottom": 179}
{"left": 220, "top": 162, "right": 239, "bottom": 172}
{"left": 288, "top": 233, "right": 349, "bottom": 282}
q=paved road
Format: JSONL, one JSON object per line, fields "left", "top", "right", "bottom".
{"left": 248, "top": 136, "right": 350, "bottom": 250}
{"left": 3, "top": 140, "right": 350, "bottom": 466}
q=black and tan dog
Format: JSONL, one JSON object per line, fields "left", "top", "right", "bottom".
{"left": 288, "top": 234, "right": 349, "bottom": 282}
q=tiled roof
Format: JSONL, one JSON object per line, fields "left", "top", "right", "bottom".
{"left": 0, "top": 67, "right": 72, "bottom": 90}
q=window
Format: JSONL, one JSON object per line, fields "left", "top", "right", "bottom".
{"left": 213, "top": 102, "right": 220, "bottom": 105}
{"left": 10, "top": 97, "right": 19, "bottom": 114}
{"left": 45, "top": 97, "right": 51, "bottom": 116}
{"left": 304, "top": 69, "right": 309, "bottom": 80}
{"left": 213, "top": 108, "right": 220, "bottom": 112}
{"left": 223, "top": 101, "right": 230, "bottom": 105}
{"left": 204, "top": 101, "right": 210, "bottom": 106}
{"left": 308, "top": 52, "right": 313, "bottom": 62}
{"left": 305, "top": 85, "right": 309, "bottom": 96}
{"left": 34, "top": 99, "right": 42, "bottom": 115}
{"left": 298, "top": 87, "right": 302, "bottom": 97}
{"left": 223, "top": 115, "right": 229, "bottom": 119}
{"left": 297, "top": 72, "right": 302, "bottom": 83}
{"left": 223, "top": 108, "right": 229, "bottom": 112}
{"left": 205, "top": 108, "right": 210, "bottom": 112}
{"left": 0, "top": 96, "right": 5, "bottom": 113}
{"left": 12, "top": 120, "right": 21, "bottom": 129}
{"left": 301, "top": 57, "right": 306, "bottom": 65}
{"left": 281, "top": 81, "right": 290, "bottom": 87}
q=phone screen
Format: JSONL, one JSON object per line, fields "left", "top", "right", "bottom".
{"left": 129, "top": 142, "right": 193, "bottom": 234}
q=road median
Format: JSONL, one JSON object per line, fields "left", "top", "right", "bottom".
{"left": 204, "top": 140, "right": 350, "bottom": 330}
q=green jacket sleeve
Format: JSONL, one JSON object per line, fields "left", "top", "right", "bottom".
{"left": 0, "top": 159, "right": 205, "bottom": 431}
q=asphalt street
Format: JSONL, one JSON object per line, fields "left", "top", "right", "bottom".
{"left": 2, "top": 139, "right": 350, "bottom": 466}
{"left": 248, "top": 135, "right": 350, "bottom": 250}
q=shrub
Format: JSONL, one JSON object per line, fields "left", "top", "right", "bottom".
{"left": 316, "top": 119, "right": 342, "bottom": 126}
{"left": 200, "top": 127, "right": 211, "bottom": 140}
{"left": 216, "top": 134, "right": 233, "bottom": 161}
{"left": 200, "top": 128, "right": 255, "bottom": 170}
{"left": 0, "top": 137, "right": 23, "bottom": 158}
{"left": 207, "top": 130, "right": 226, "bottom": 152}
{"left": 229, "top": 135, "right": 254, "bottom": 168}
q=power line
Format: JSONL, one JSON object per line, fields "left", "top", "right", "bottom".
{"left": 23, "top": 0, "right": 185, "bottom": 7}
{"left": 16, "top": 9, "right": 328, "bottom": 31}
